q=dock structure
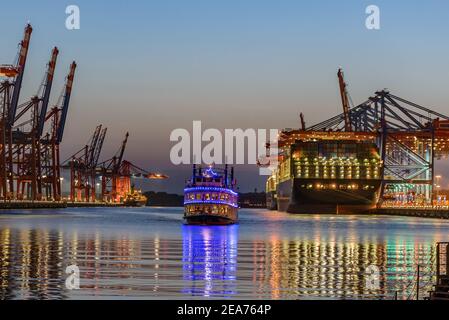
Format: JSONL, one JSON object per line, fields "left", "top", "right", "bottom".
{"left": 0, "top": 200, "right": 126, "bottom": 210}
{"left": 62, "top": 129, "right": 167, "bottom": 205}
{"left": 0, "top": 201, "right": 66, "bottom": 209}
{"left": 0, "top": 24, "right": 75, "bottom": 204}
{"left": 0, "top": 24, "right": 167, "bottom": 209}
{"left": 305, "top": 89, "right": 449, "bottom": 207}
{"left": 374, "top": 207, "right": 449, "bottom": 219}
{"left": 265, "top": 68, "right": 449, "bottom": 215}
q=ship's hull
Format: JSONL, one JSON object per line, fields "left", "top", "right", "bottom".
{"left": 274, "top": 178, "right": 382, "bottom": 214}
{"left": 184, "top": 215, "right": 237, "bottom": 225}
{"left": 266, "top": 191, "right": 277, "bottom": 210}
{"left": 184, "top": 205, "right": 238, "bottom": 225}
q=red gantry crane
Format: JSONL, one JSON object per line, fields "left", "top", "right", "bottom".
{"left": 99, "top": 132, "right": 168, "bottom": 203}
{"left": 9, "top": 24, "right": 33, "bottom": 128}
{"left": 99, "top": 132, "right": 129, "bottom": 203}
{"left": 41, "top": 61, "right": 77, "bottom": 200}
{"left": 64, "top": 124, "right": 106, "bottom": 202}
{"left": 0, "top": 24, "right": 33, "bottom": 201}
{"left": 12, "top": 46, "right": 59, "bottom": 200}
{"left": 1, "top": 24, "right": 167, "bottom": 205}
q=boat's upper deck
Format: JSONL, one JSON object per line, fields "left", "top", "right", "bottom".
{"left": 185, "top": 165, "right": 235, "bottom": 189}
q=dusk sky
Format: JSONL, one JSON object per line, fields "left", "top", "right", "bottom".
{"left": 1, "top": 0, "right": 449, "bottom": 193}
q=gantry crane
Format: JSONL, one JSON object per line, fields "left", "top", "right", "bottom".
{"left": 65, "top": 128, "right": 167, "bottom": 204}
{"left": 0, "top": 24, "right": 33, "bottom": 200}
{"left": 12, "top": 47, "right": 59, "bottom": 200}
{"left": 1, "top": 23, "right": 168, "bottom": 205}
{"left": 87, "top": 125, "right": 107, "bottom": 202}
{"left": 92, "top": 127, "right": 107, "bottom": 170}
{"left": 118, "top": 160, "right": 168, "bottom": 194}
{"left": 41, "top": 61, "right": 77, "bottom": 200}
{"left": 64, "top": 125, "right": 107, "bottom": 202}
{"left": 99, "top": 133, "right": 168, "bottom": 203}
{"left": 99, "top": 132, "right": 129, "bottom": 202}
{"left": 298, "top": 69, "right": 449, "bottom": 206}
{"left": 90, "top": 127, "right": 107, "bottom": 202}
{"left": 1, "top": 23, "right": 84, "bottom": 204}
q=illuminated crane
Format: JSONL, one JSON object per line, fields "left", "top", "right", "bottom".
{"left": 12, "top": 46, "right": 59, "bottom": 200}
{"left": 99, "top": 132, "right": 129, "bottom": 202}
{"left": 64, "top": 125, "right": 106, "bottom": 202}
{"left": 99, "top": 133, "right": 168, "bottom": 203}
{"left": 0, "top": 24, "right": 33, "bottom": 200}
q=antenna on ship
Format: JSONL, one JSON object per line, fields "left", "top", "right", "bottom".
{"left": 192, "top": 164, "right": 196, "bottom": 186}
{"left": 231, "top": 167, "right": 235, "bottom": 188}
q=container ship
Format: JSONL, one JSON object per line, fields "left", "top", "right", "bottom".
{"left": 264, "top": 69, "right": 386, "bottom": 214}
{"left": 184, "top": 165, "right": 238, "bottom": 225}
{"left": 266, "top": 131, "right": 382, "bottom": 214}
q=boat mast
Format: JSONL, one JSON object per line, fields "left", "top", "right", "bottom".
{"left": 224, "top": 164, "right": 228, "bottom": 188}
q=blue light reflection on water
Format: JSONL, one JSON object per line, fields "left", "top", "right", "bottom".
{"left": 0, "top": 207, "right": 448, "bottom": 300}
{"left": 182, "top": 225, "right": 238, "bottom": 297}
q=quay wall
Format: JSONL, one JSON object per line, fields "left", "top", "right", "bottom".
{"left": 0, "top": 201, "right": 67, "bottom": 209}
{"left": 374, "top": 208, "right": 449, "bottom": 219}
{"left": 0, "top": 201, "right": 124, "bottom": 210}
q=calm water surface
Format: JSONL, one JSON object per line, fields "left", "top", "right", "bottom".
{"left": 0, "top": 207, "right": 448, "bottom": 300}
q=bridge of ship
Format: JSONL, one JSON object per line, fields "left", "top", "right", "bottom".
{"left": 277, "top": 90, "right": 449, "bottom": 206}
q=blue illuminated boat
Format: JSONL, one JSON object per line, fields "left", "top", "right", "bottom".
{"left": 184, "top": 165, "right": 238, "bottom": 225}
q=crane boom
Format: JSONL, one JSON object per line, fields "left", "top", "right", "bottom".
{"left": 9, "top": 24, "right": 33, "bottom": 127}
{"left": 337, "top": 68, "right": 352, "bottom": 132}
{"left": 56, "top": 61, "right": 77, "bottom": 143}
{"left": 93, "top": 127, "right": 107, "bottom": 167}
{"left": 300, "top": 113, "right": 306, "bottom": 131}
{"left": 88, "top": 125, "right": 102, "bottom": 167}
{"left": 119, "top": 160, "right": 168, "bottom": 179}
{"left": 37, "top": 47, "right": 59, "bottom": 137}
{"left": 115, "top": 132, "right": 129, "bottom": 172}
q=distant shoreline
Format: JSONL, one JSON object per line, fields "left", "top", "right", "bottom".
{"left": 144, "top": 191, "right": 267, "bottom": 209}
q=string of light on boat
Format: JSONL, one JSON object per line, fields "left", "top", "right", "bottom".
{"left": 184, "top": 187, "right": 238, "bottom": 196}
{"left": 183, "top": 200, "right": 239, "bottom": 208}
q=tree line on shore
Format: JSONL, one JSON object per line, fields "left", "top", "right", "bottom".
{"left": 143, "top": 191, "right": 266, "bottom": 208}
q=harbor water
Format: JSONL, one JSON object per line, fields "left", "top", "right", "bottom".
{"left": 1, "top": 207, "right": 448, "bottom": 300}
